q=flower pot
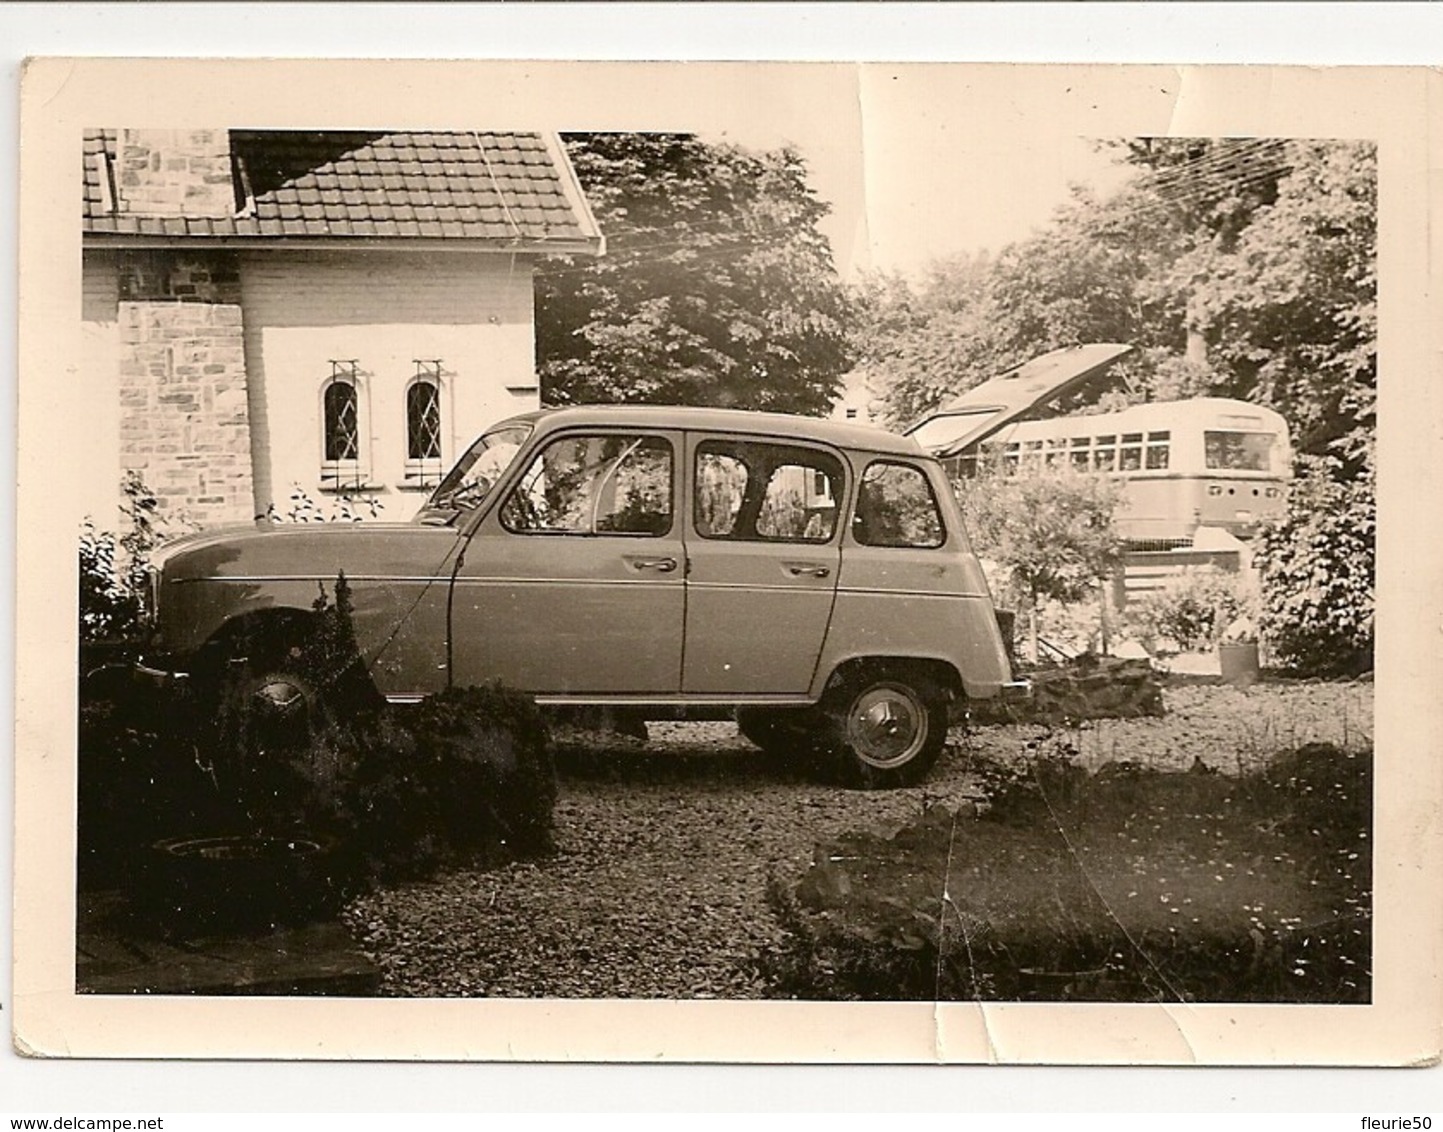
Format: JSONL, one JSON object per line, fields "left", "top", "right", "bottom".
{"left": 1217, "top": 641, "right": 1260, "bottom": 687}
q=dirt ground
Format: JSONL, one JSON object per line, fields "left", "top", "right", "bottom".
{"left": 342, "top": 677, "right": 1373, "bottom": 998}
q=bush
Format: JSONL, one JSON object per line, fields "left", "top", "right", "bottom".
{"left": 77, "top": 674, "right": 232, "bottom": 891}
{"left": 81, "top": 568, "right": 557, "bottom": 920}
{"left": 1254, "top": 454, "right": 1374, "bottom": 675}
{"left": 278, "top": 686, "right": 556, "bottom": 887}
{"left": 958, "top": 465, "right": 1124, "bottom": 660}
{"left": 79, "top": 472, "right": 196, "bottom": 643}
{"left": 1130, "top": 567, "right": 1248, "bottom": 652}
{"left": 764, "top": 743, "right": 1371, "bottom": 1003}
{"left": 79, "top": 523, "right": 142, "bottom": 642}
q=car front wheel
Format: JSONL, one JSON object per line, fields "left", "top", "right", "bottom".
{"left": 825, "top": 672, "right": 948, "bottom": 788}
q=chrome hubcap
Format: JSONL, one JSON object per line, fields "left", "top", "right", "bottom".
{"left": 252, "top": 677, "right": 309, "bottom": 719}
{"left": 847, "top": 685, "right": 926, "bottom": 769}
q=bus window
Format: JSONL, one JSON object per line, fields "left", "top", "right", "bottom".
{"left": 1145, "top": 430, "right": 1170, "bottom": 470}
{"left": 1003, "top": 442, "right": 1020, "bottom": 474}
{"left": 1022, "top": 440, "right": 1044, "bottom": 470}
{"left": 1093, "top": 435, "right": 1116, "bottom": 472}
{"left": 1119, "top": 432, "right": 1144, "bottom": 472}
{"left": 1205, "top": 430, "right": 1275, "bottom": 471}
{"left": 1070, "top": 436, "right": 1092, "bottom": 471}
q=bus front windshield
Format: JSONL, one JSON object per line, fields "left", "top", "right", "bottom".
{"left": 1204, "top": 430, "right": 1276, "bottom": 472}
{"left": 425, "top": 424, "right": 532, "bottom": 516}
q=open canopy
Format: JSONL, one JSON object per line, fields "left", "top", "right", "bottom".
{"left": 904, "top": 343, "right": 1134, "bottom": 458}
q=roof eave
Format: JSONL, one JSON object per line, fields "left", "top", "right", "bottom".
{"left": 81, "top": 231, "right": 605, "bottom": 256}
{"left": 541, "top": 131, "right": 606, "bottom": 257}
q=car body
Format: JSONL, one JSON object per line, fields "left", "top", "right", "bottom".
{"left": 139, "top": 405, "right": 1024, "bottom": 786}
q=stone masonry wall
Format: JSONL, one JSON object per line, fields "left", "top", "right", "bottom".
{"left": 118, "top": 251, "right": 254, "bottom": 526}
{"left": 116, "top": 129, "right": 235, "bottom": 218}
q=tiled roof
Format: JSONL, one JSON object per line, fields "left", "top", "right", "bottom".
{"left": 83, "top": 129, "right": 602, "bottom": 250}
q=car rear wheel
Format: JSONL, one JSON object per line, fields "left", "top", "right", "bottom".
{"left": 824, "top": 671, "right": 948, "bottom": 789}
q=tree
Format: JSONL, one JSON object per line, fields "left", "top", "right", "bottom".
{"left": 1202, "top": 142, "right": 1377, "bottom": 469}
{"left": 958, "top": 465, "right": 1125, "bottom": 662}
{"left": 855, "top": 139, "right": 1377, "bottom": 673}
{"left": 535, "top": 134, "right": 854, "bottom": 415}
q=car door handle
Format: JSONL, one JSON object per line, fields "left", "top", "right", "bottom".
{"left": 627, "top": 556, "right": 678, "bottom": 573}
{"left": 786, "top": 564, "right": 831, "bottom": 578}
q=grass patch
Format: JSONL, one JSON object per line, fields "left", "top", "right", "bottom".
{"left": 764, "top": 743, "right": 1371, "bottom": 1003}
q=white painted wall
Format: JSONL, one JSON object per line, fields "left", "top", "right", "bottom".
{"left": 239, "top": 249, "right": 541, "bottom": 521}
{"left": 79, "top": 253, "right": 122, "bottom": 527}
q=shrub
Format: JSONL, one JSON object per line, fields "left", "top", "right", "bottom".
{"left": 1130, "top": 567, "right": 1248, "bottom": 652}
{"left": 212, "top": 578, "right": 557, "bottom": 885}
{"left": 1253, "top": 455, "right": 1374, "bottom": 675}
{"left": 958, "top": 465, "right": 1124, "bottom": 661}
{"left": 77, "top": 670, "right": 230, "bottom": 890}
{"left": 290, "top": 686, "right": 557, "bottom": 887}
{"left": 79, "top": 472, "right": 196, "bottom": 643}
{"left": 266, "top": 484, "right": 384, "bottom": 523}
{"left": 79, "top": 523, "right": 141, "bottom": 643}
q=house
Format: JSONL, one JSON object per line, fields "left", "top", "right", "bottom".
{"left": 828, "top": 367, "right": 884, "bottom": 427}
{"left": 81, "top": 129, "right": 604, "bottom": 528}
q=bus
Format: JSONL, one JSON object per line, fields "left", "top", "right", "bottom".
{"left": 903, "top": 346, "right": 1292, "bottom": 547}
{"left": 953, "top": 398, "right": 1291, "bottom": 546}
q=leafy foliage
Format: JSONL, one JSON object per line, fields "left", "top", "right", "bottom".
{"left": 266, "top": 484, "right": 384, "bottom": 523}
{"left": 79, "top": 523, "right": 140, "bottom": 642}
{"left": 79, "top": 472, "right": 196, "bottom": 642}
{"left": 1253, "top": 454, "right": 1375, "bottom": 675}
{"left": 305, "top": 685, "right": 557, "bottom": 886}
{"left": 1130, "top": 567, "right": 1250, "bottom": 652}
{"left": 536, "top": 133, "right": 853, "bottom": 415}
{"left": 961, "top": 466, "right": 1124, "bottom": 608}
{"left": 860, "top": 139, "right": 1375, "bottom": 463}
{"left": 958, "top": 465, "right": 1124, "bottom": 658}
{"left": 855, "top": 139, "right": 1376, "bottom": 674}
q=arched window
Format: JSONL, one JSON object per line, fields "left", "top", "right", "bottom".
{"left": 321, "top": 360, "right": 363, "bottom": 488}
{"left": 405, "top": 360, "right": 445, "bottom": 486}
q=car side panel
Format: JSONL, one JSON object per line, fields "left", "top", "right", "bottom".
{"left": 819, "top": 543, "right": 1012, "bottom": 699}
{"left": 814, "top": 457, "right": 1013, "bottom": 700}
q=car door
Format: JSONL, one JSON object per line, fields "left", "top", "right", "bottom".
{"left": 449, "top": 428, "right": 685, "bottom": 696}
{"left": 682, "top": 434, "right": 845, "bottom": 696}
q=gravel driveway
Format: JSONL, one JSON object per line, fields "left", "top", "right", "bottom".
{"left": 343, "top": 679, "right": 1373, "bottom": 999}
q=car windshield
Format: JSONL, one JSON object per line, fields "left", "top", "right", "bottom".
{"left": 424, "top": 424, "right": 532, "bottom": 517}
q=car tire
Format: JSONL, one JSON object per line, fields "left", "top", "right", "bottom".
{"left": 138, "top": 834, "right": 344, "bottom": 936}
{"left": 823, "top": 670, "right": 948, "bottom": 789}
{"left": 216, "top": 650, "right": 327, "bottom": 756}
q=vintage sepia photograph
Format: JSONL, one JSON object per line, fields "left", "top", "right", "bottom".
{"left": 14, "top": 58, "right": 1440, "bottom": 1065}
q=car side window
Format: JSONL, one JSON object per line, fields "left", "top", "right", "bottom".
{"left": 694, "top": 440, "right": 843, "bottom": 544}
{"left": 853, "top": 461, "right": 946, "bottom": 549}
{"left": 500, "top": 433, "right": 673, "bottom": 536}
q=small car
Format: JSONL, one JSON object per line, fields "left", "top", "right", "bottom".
{"left": 137, "top": 405, "right": 1025, "bottom": 787}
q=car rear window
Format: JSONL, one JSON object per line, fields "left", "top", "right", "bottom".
{"left": 853, "top": 461, "right": 945, "bottom": 549}
{"left": 694, "top": 439, "right": 844, "bottom": 544}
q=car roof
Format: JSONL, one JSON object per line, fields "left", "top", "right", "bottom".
{"left": 502, "top": 404, "right": 929, "bottom": 457}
